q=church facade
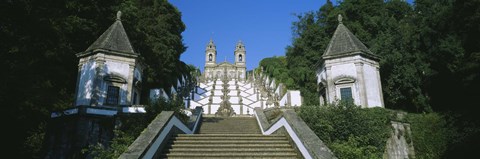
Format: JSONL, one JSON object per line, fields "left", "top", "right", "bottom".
{"left": 203, "top": 40, "right": 246, "bottom": 81}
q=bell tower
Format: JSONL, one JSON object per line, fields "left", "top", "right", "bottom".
{"left": 234, "top": 40, "right": 246, "bottom": 66}
{"left": 205, "top": 39, "right": 217, "bottom": 65}
{"left": 204, "top": 39, "right": 217, "bottom": 80}
{"left": 234, "top": 40, "right": 246, "bottom": 80}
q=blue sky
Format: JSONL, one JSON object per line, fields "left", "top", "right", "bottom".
{"left": 168, "top": 0, "right": 414, "bottom": 71}
{"left": 169, "top": 0, "right": 327, "bottom": 71}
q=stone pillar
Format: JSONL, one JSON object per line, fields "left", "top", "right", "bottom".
{"left": 355, "top": 62, "right": 368, "bottom": 107}
{"left": 126, "top": 64, "right": 135, "bottom": 105}
{"left": 90, "top": 59, "right": 105, "bottom": 106}
{"left": 376, "top": 65, "right": 385, "bottom": 107}
{"left": 74, "top": 63, "right": 83, "bottom": 106}
{"left": 287, "top": 91, "right": 291, "bottom": 107}
{"left": 239, "top": 97, "right": 243, "bottom": 115}
{"left": 325, "top": 66, "right": 335, "bottom": 103}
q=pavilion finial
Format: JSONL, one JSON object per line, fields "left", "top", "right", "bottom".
{"left": 116, "top": 11, "right": 122, "bottom": 21}
{"left": 338, "top": 14, "right": 343, "bottom": 24}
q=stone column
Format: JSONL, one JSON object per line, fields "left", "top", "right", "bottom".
{"left": 91, "top": 59, "right": 105, "bottom": 106}
{"left": 325, "top": 66, "right": 335, "bottom": 103}
{"left": 287, "top": 91, "right": 291, "bottom": 107}
{"left": 126, "top": 64, "right": 135, "bottom": 105}
{"left": 376, "top": 65, "right": 385, "bottom": 107}
{"left": 74, "top": 63, "right": 84, "bottom": 106}
{"left": 355, "top": 62, "right": 368, "bottom": 107}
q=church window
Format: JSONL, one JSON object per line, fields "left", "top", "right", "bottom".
{"left": 340, "top": 87, "right": 353, "bottom": 102}
{"left": 239, "top": 54, "right": 243, "bottom": 61}
{"left": 106, "top": 86, "right": 120, "bottom": 105}
{"left": 209, "top": 54, "right": 212, "bottom": 61}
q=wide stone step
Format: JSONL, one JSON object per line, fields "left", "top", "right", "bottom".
{"left": 174, "top": 136, "right": 286, "bottom": 140}
{"left": 166, "top": 152, "right": 298, "bottom": 157}
{"left": 197, "top": 131, "right": 261, "bottom": 134}
{"left": 170, "top": 144, "right": 293, "bottom": 148}
{"left": 163, "top": 157, "right": 297, "bottom": 159}
{"left": 167, "top": 148, "right": 295, "bottom": 152}
{"left": 172, "top": 140, "right": 290, "bottom": 144}
{"left": 177, "top": 134, "right": 281, "bottom": 137}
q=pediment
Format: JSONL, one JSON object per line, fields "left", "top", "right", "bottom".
{"left": 104, "top": 74, "right": 127, "bottom": 83}
{"left": 334, "top": 76, "right": 356, "bottom": 85}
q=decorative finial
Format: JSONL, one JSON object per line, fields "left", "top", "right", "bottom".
{"left": 338, "top": 14, "right": 343, "bottom": 24}
{"left": 116, "top": 11, "right": 122, "bottom": 21}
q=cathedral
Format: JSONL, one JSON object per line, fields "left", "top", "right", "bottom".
{"left": 203, "top": 40, "right": 247, "bottom": 81}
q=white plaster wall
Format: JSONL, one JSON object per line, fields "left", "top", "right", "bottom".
{"left": 210, "top": 104, "right": 220, "bottom": 114}
{"left": 203, "top": 86, "right": 213, "bottom": 91}
{"left": 229, "top": 97, "right": 239, "bottom": 104}
{"left": 213, "top": 90, "right": 222, "bottom": 96}
{"left": 203, "top": 105, "right": 209, "bottom": 114}
{"left": 239, "top": 71, "right": 245, "bottom": 79}
{"left": 364, "top": 64, "right": 382, "bottom": 107}
{"left": 215, "top": 85, "right": 223, "bottom": 90}
{"left": 189, "top": 101, "right": 201, "bottom": 108}
{"left": 242, "top": 107, "right": 252, "bottom": 115}
{"left": 198, "top": 97, "right": 209, "bottom": 105}
{"left": 76, "top": 60, "right": 96, "bottom": 106}
{"left": 193, "top": 93, "right": 203, "bottom": 101}
{"left": 279, "top": 90, "right": 302, "bottom": 107}
{"left": 242, "top": 98, "right": 253, "bottom": 105}
{"left": 270, "top": 79, "right": 276, "bottom": 90}
{"left": 290, "top": 91, "right": 302, "bottom": 106}
{"left": 199, "top": 83, "right": 208, "bottom": 88}
{"left": 331, "top": 63, "right": 357, "bottom": 78}
{"left": 246, "top": 94, "right": 257, "bottom": 101}
{"left": 228, "top": 91, "right": 237, "bottom": 96}
{"left": 203, "top": 91, "right": 212, "bottom": 96}
{"left": 249, "top": 101, "right": 260, "bottom": 108}
{"left": 212, "top": 96, "right": 222, "bottom": 103}
{"left": 240, "top": 91, "right": 251, "bottom": 97}
{"left": 196, "top": 87, "right": 207, "bottom": 94}
{"left": 232, "top": 105, "right": 240, "bottom": 115}
{"left": 105, "top": 61, "right": 130, "bottom": 79}
{"left": 280, "top": 95, "right": 287, "bottom": 106}
{"left": 244, "top": 88, "right": 254, "bottom": 94}
{"left": 228, "top": 81, "right": 236, "bottom": 85}
{"left": 228, "top": 85, "right": 236, "bottom": 89}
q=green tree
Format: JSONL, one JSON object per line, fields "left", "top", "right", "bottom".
{"left": 0, "top": 0, "right": 188, "bottom": 158}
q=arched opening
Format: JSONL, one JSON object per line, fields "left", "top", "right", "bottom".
{"left": 208, "top": 54, "right": 212, "bottom": 61}
{"left": 239, "top": 54, "right": 243, "bottom": 62}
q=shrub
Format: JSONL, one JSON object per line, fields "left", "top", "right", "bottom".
{"left": 299, "top": 102, "right": 391, "bottom": 159}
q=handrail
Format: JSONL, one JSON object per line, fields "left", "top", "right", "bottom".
{"left": 119, "top": 107, "right": 203, "bottom": 159}
{"left": 254, "top": 108, "right": 336, "bottom": 159}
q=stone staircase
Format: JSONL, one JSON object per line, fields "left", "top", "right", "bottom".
{"left": 199, "top": 117, "right": 261, "bottom": 134}
{"left": 161, "top": 117, "right": 299, "bottom": 158}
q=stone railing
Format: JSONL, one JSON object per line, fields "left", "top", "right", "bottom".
{"left": 254, "top": 108, "right": 336, "bottom": 159}
{"left": 119, "top": 107, "right": 203, "bottom": 159}
{"left": 50, "top": 105, "right": 146, "bottom": 118}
